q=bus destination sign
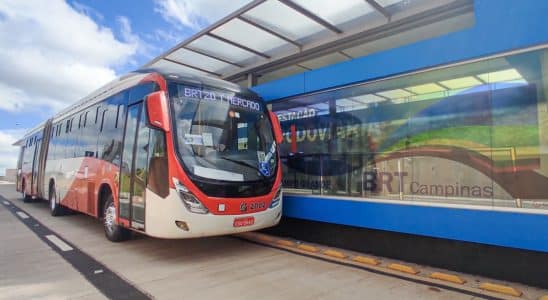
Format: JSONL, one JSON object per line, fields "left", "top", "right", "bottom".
{"left": 184, "top": 87, "right": 261, "bottom": 111}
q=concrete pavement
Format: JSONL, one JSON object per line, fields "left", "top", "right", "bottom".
{"left": 0, "top": 196, "right": 106, "bottom": 299}
{"left": 0, "top": 184, "right": 490, "bottom": 299}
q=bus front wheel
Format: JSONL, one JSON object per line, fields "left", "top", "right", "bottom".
{"left": 22, "top": 181, "right": 32, "bottom": 203}
{"left": 49, "top": 186, "right": 65, "bottom": 216}
{"left": 103, "top": 195, "right": 130, "bottom": 242}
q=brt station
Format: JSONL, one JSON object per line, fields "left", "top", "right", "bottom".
{"left": 4, "top": 0, "right": 548, "bottom": 299}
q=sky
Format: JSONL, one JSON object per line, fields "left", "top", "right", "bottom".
{"left": 0, "top": 0, "right": 251, "bottom": 175}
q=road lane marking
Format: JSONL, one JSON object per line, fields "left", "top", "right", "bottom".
{"left": 45, "top": 234, "right": 74, "bottom": 252}
{"left": 1, "top": 195, "right": 150, "bottom": 299}
{"left": 16, "top": 211, "right": 29, "bottom": 219}
{"left": 3, "top": 200, "right": 9, "bottom": 205}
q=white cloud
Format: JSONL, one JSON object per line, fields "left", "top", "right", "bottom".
{"left": 71, "top": 1, "right": 104, "bottom": 22}
{"left": 0, "top": 0, "right": 145, "bottom": 176}
{"left": 0, "top": 129, "right": 27, "bottom": 175}
{"left": 117, "top": 16, "right": 160, "bottom": 65}
{"left": 154, "top": 0, "right": 252, "bottom": 30}
{"left": 151, "top": 29, "right": 182, "bottom": 44}
{"left": 0, "top": 0, "right": 138, "bottom": 113}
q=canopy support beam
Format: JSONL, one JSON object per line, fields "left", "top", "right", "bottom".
{"left": 238, "top": 15, "right": 302, "bottom": 49}
{"left": 162, "top": 58, "right": 222, "bottom": 77}
{"left": 183, "top": 47, "right": 244, "bottom": 68}
{"left": 278, "top": 0, "right": 343, "bottom": 34}
{"left": 365, "top": 0, "right": 392, "bottom": 21}
{"left": 207, "top": 33, "right": 271, "bottom": 59}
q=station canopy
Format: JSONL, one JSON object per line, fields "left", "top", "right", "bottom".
{"left": 144, "top": 0, "right": 474, "bottom": 86}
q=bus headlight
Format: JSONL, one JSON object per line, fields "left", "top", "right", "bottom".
{"left": 270, "top": 187, "right": 282, "bottom": 208}
{"left": 172, "top": 178, "right": 209, "bottom": 214}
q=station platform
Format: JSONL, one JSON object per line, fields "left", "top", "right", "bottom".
{"left": 1, "top": 184, "right": 546, "bottom": 300}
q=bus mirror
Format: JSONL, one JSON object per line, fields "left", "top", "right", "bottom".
{"left": 269, "top": 111, "right": 283, "bottom": 145}
{"left": 146, "top": 91, "right": 170, "bottom": 132}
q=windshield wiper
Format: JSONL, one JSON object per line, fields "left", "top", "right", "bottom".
{"left": 218, "top": 156, "right": 267, "bottom": 179}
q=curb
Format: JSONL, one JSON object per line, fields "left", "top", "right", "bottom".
{"left": 236, "top": 232, "right": 532, "bottom": 300}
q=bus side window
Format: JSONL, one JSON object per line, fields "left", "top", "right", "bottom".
{"left": 115, "top": 104, "right": 125, "bottom": 128}
{"left": 48, "top": 126, "right": 53, "bottom": 161}
{"left": 83, "top": 108, "right": 97, "bottom": 158}
{"left": 95, "top": 106, "right": 101, "bottom": 124}
{"left": 100, "top": 109, "right": 107, "bottom": 132}
{"left": 147, "top": 129, "right": 169, "bottom": 198}
{"left": 98, "top": 91, "right": 128, "bottom": 163}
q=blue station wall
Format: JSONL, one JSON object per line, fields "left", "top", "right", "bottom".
{"left": 253, "top": 0, "right": 548, "bottom": 252}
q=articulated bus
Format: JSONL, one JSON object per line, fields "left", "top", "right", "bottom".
{"left": 15, "top": 68, "right": 284, "bottom": 241}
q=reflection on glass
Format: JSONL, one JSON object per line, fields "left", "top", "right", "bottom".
{"left": 131, "top": 109, "right": 150, "bottom": 227}
{"left": 273, "top": 47, "right": 548, "bottom": 211}
{"left": 119, "top": 104, "right": 140, "bottom": 219}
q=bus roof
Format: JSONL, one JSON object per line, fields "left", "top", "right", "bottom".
{"left": 14, "top": 67, "right": 258, "bottom": 145}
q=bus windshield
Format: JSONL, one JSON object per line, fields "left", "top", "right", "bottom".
{"left": 169, "top": 83, "right": 277, "bottom": 182}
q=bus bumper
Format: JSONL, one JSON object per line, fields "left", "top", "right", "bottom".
{"left": 143, "top": 189, "right": 282, "bottom": 239}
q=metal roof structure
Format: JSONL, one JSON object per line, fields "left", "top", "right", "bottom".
{"left": 16, "top": 0, "right": 474, "bottom": 144}
{"left": 144, "top": 0, "right": 474, "bottom": 86}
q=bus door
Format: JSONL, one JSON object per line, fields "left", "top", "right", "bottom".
{"left": 16, "top": 146, "right": 24, "bottom": 192}
{"left": 31, "top": 140, "right": 41, "bottom": 196}
{"left": 119, "top": 102, "right": 150, "bottom": 230}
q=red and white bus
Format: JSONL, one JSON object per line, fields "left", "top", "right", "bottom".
{"left": 15, "top": 69, "right": 283, "bottom": 241}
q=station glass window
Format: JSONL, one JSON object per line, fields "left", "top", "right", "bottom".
{"left": 272, "top": 47, "right": 548, "bottom": 211}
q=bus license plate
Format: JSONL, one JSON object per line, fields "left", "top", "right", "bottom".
{"left": 233, "top": 216, "right": 255, "bottom": 227}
